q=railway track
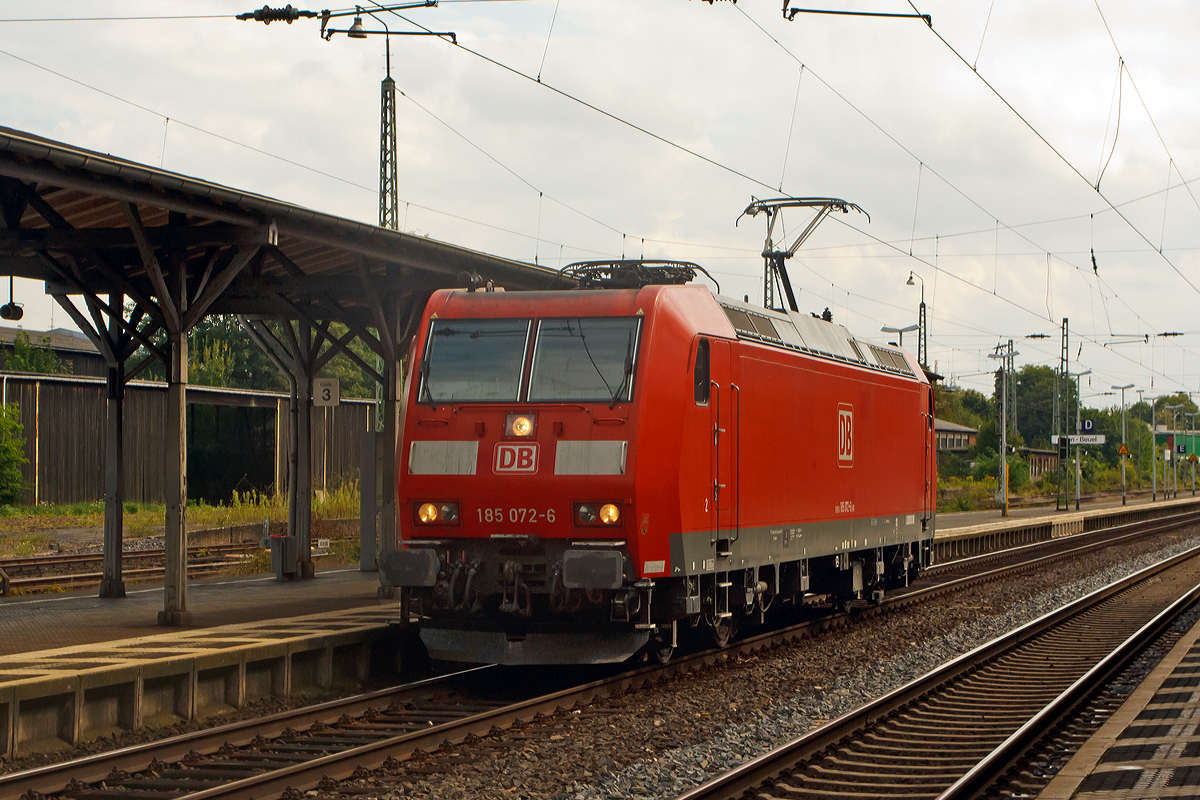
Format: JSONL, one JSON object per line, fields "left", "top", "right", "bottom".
{"left": 675, "top": 544, "right": 1200, "bottom": 800}
{"left": 4, "top": 510, "right": 1198, "bottom": 800}
{"left": 0, "top": 543, "right": 255, "bottom": 594}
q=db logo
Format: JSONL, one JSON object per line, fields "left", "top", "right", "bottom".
{"left": 494, "top": 443, "right": 539, "bottom": 474}
{"left": 837, "top": 404, "right": 853, "bottom": 467}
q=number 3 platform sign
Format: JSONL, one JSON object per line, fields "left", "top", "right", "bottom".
{"left": 313, "top": 378, "right": 340, "bottom": 407}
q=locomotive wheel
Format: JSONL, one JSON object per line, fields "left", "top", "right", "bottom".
{"left": 710, "top": 616, "right": 735, "bottom": 648}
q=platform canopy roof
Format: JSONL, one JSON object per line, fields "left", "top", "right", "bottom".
{"left": 0, "top": 125, "right": 559, "bottom": 359}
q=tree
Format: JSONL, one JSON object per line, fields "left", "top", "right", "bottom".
{"left": 122, "top": 312, "right": 382, "bottom": 398}
{"left": 0, "top": 403, "right": 27, "bottom": 504}
{"left": 934, "top": 385, "right": 993, "bottom": 430}
{"left": 2, "top": 330, "right": 71, "bottom": 374}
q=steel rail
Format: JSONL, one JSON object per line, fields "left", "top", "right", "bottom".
{"left": 0, "top": 542, "right": 250, "bottom": 572}
{"left": 672, "top": 543, "right": 1200, "bottom": 800}
{"left": 0, "top": 666, "right": 493, "bottom": 799}
{"left": 938, "top": 575, "right": 1200, "bottom": 799}
{"left": 8, "top": 509, "right": 1199, "bottom": 799}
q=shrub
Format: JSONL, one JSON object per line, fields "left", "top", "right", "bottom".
{"left": 0, "top": 403, "right": 26, "bottom": 504}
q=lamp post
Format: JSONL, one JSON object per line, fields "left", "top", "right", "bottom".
{"left": 988, "top": 341, "right": 1019, "bottom": 517}
{"left": 237, "top": 2, "right": 455, "bottom": 230}
{"left": 1166, "top": 404, "right": 1183, "bottom": 499}
{"left": 1145, "top": 396, "right": 1162, "bottom": 501}
{"left": 906, "top": 271, "right": 926, "bottom": 368}
{"left": 1112, "top": 384, "right": 1134, "bottom": 506}
{"left": 881, "top": 323, "right": 919, "bottom": 349}
{"left": 1068, "top": 369, "right": 1091, "bottom": 510}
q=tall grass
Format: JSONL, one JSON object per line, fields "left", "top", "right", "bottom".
{"left": 0, "top": 479, "right": 361, "bottom": 537}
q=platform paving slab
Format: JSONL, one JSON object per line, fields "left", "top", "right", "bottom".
{"left": 1038, "top": 610, "right": 1200, "bottom": 799}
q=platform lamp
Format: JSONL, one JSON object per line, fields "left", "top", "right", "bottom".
{"left": 906, "top": 271, "right": 926, "bottom": 368}
{"left": 1112, "top": 384, "right": 1134, "bottom": 506}
{"left": 881, "top": 323, "right": 919, "bottom": 349}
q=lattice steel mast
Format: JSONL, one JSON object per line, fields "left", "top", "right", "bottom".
{"left": 380, "top": 37, "right": 399, "bottom": 230}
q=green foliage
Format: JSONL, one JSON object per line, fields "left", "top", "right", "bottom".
{"left": 934, "top": 384, "right": 993, "bottom": 430}
{"left": 937, "top": 476, "right": 997, "bottom": 512}
{"left": 1010, "top": 365, "right": 1066, "bottom": 449}
{"left": 189, "top": 337, "right": 235, "bottom": 388}
{"left": 939, "top": 452, "right": 970, "bottom": 479}
{"left": 123, "top": 311, "right": 381, "bottom": 399}
{"left": 0, "top": 403, "right": 26, "bottom": 504}
{"left": 3, "top": 330, "right": 71, "bottom": 374}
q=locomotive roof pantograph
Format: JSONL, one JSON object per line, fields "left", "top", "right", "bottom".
{"left": 550, "top": 259, "right": 721, "bottom": 292}
{"left": 737, "top": 196, "right": 868, "bottom": 314}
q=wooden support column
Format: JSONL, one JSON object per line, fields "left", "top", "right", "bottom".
{"left": 378, "top": 356, "right": 399, "bottom": 557}
{"left": 99, "top": 359, "right": 125, "bottom": 598}
{"left": 294, "top": 324, "right": 314, "bottom": 578}
{"left": 158, "top": 329, "right": 192, "bottom": 626}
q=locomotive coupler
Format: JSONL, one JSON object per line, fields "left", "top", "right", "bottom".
{"left": 611, "top": 586, "right": 642, "bottom": 622}
{"left": 499, "top": 560, "right": 532, "bottom": 617}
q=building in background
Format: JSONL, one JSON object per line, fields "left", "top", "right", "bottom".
{"left": 0, "top": 326, "right": 104, "bottom": 376}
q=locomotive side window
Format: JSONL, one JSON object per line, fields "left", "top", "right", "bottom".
{"left": 694, "top": 338, "right": 710, "bottom": 405}
{"left": 528, "top": 317, "right": 641, "bottom": 403}
{"left": 421, "top": 318, "right": 531, "bottom": 402}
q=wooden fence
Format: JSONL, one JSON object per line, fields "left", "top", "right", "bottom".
{"left": 0, "top": 373, "right": 374, "bottom": 505}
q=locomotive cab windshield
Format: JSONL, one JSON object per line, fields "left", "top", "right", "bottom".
{"left": 420, "top": 315, "right": 641, "bottom": 404}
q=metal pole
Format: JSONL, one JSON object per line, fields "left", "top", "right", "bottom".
{"left": 1174, "top": 409, "right": 1180, "bottom": 498}
{"left": 1000, "top": 353, "right": 1008, "bottom": 517}
{"left": 1121, "top": 387, "right": 1127, "bottom": 506}
{"left": 1185, "top": 417, "right": 1195, "bottom": 496}
{"left": 1080, "top": 376, "right": 1089, "bottom": 513}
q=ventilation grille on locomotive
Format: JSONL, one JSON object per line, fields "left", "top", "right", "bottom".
{"left": 868, "top": 344, "right": 914, "bottom": 375}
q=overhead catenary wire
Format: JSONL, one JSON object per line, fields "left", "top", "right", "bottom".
{"left": 733, "top": 4, "right": 1197, "bottom": 387}
{"left": 905, "top": 0, "right": 1200, "bottom": 300}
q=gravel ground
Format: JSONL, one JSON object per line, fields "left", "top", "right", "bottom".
{"left": 327, "top": 527, "right": 1200, "bottom": 800}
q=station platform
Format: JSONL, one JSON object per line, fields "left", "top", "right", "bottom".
{"left": 0, "top": 566, "right": 388, "bottom": 657}
{"left": 1039, "top": 611, "right": 1200, "bottom": 799}
{"left": 0, "top": 568, "right": 399, "bottom": 758}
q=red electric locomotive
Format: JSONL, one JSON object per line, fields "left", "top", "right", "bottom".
{"left": 381, "top": 262, "right": 936, "bottom": 664}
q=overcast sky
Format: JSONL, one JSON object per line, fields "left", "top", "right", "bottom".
{"left": 1, "top": 0, "right": 1198, "bottom": 406}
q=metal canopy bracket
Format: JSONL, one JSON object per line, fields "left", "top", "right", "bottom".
{"left": 737, "top": 197, "right": 867, "bottom": 313}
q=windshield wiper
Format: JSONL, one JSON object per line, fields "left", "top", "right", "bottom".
{"left": 416, "top": 352, "right": 437, "bottom": 410}
{"left": 609, "top": 328, "right": 634, "bottom": 409}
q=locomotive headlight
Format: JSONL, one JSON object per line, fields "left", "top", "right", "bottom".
{"left": 415, "top": 502, "right": 459, "bottom": 525}
{"left": 506, "top": 412, "right": 536, "bottom": 437}
{"left": 574, "top": 502, "right": 620, "bottom": 526}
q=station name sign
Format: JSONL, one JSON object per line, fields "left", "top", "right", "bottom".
{"left": 1050, "top": 434, "right": 1106, "bottom": 445}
